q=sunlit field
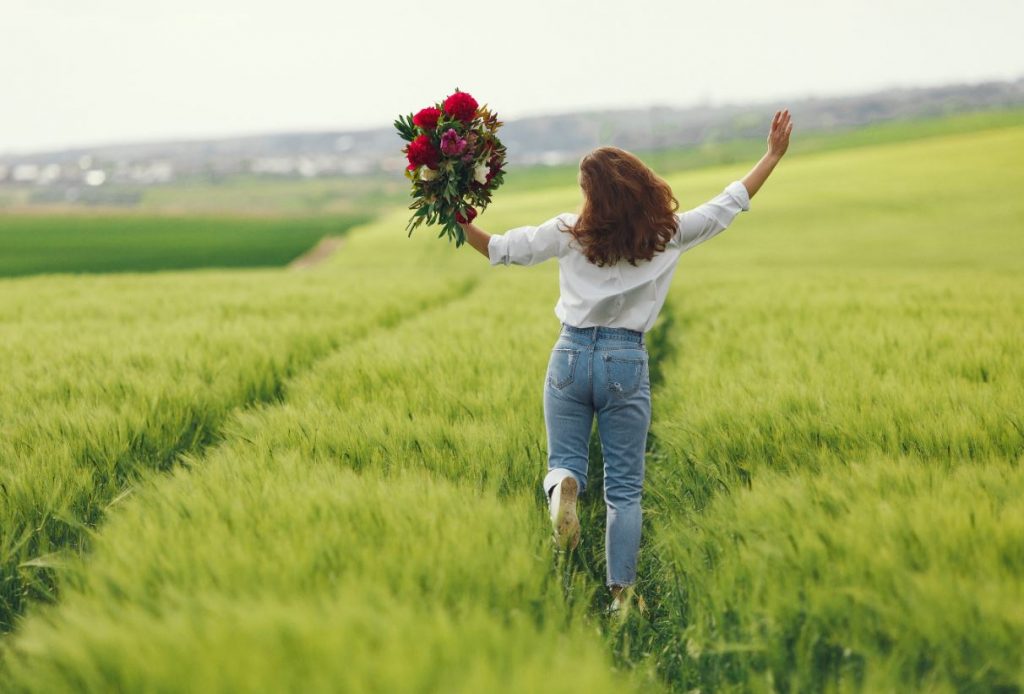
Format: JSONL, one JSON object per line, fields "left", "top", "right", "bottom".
{"left": 1, "top": 114, "right": 1022, "bottom": 692}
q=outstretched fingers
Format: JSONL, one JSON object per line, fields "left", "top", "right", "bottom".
{"left": 771, "top": 109, "right": 791, "bottom": 137}
{"left": 766, "top": 109, "right": 793, "bottom": 158}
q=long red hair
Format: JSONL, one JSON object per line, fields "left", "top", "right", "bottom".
{"left": 558, "top": 146, "right": 679, "bottom": 267}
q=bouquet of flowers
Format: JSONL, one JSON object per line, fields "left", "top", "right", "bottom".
{"left": 394, "top": 89, "right": 507, "bottom": 247}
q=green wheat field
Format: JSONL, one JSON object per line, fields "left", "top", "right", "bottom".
{"left": 0, "top": 111, "right": 1022, "bottom": 692}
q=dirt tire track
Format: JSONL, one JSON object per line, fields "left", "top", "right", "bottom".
{"left": 287, "top": 236, "right": 347, "bottom": 270}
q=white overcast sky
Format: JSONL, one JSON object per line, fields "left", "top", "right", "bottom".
{"left": 2, "top": 0, "right": 1022, "bottom": 153}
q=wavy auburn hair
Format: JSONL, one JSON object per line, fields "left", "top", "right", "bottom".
{"left": 558, "top": 146, "right": 679, "bottom": 267}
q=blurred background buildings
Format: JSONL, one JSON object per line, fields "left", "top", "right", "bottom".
{"left": 2, "top": 77, "right": 1021, "bottom": 208}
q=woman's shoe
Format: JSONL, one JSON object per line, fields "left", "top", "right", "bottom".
{"left": 605, "top": 585, "right": 646, "bottom": 619}
{"left": 605, "top": 584, "right": 632, "bottom": 619}
{"left": 549, "top": 476, "right": 580, "bottom": 551}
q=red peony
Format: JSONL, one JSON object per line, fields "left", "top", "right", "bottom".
{"left": 412, "top": 107, "right": 441, "bottom": 130}
{"left": 406, "top": 134, "right": 440, "bottom": 169}
{"left": 443, "top": 90, "right": 478, "bottom": 123}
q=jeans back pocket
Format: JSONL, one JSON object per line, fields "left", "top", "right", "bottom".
{"left": 603, "top": 350, "right": 647, "bottom": 398}
{"left": 547, "top": 347, "right": 580, "bottom": 390}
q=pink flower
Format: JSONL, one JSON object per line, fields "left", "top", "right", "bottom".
{"left": 440, "top": 128, "right": 467, "bottom": 156}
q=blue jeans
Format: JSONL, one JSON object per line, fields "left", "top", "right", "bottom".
{"left": 542, "top": 322, "right": 651, "bottom": 588}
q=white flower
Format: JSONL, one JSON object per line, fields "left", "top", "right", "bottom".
{"left": 473, "top": 162, "right": 489, "bottom": 185}
{"left": 420, "top": 166, "right": 438, "bottom": 181}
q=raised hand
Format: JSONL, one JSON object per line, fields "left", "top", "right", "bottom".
{"left": 739, "top": 109, "right": 792, "bottom": 199}
{"left": 768, "top": 109, "right": 793, "bottom": 160}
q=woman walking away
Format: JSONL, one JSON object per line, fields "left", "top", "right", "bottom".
{"left": 458, "top": 110, "right": 793, "bottom": 615}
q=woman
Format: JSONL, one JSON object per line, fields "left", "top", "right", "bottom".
{"left": 458, "top": 109, "right": 793, "bottom": 614}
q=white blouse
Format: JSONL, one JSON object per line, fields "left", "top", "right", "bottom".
{"left": 487, "top": 180, "right": 751, "bottom": 333}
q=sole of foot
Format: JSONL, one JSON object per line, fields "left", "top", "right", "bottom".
{"left": 550, "top": 476, "right": 580, "bottom": 551}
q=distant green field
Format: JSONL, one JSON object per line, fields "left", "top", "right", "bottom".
{"left": 0, "top": 214, "right": 366, "bottom": 277}
{"left": 0, "top": 115, "right": 1022, "bottom": 692}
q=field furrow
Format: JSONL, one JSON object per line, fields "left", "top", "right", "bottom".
{"left": 0, "top": 214, "right": 483, "bottom": 630}
{"left": 0, "top": 223, "right": 660, "bottom": 691}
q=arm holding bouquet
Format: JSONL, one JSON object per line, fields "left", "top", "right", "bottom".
{"left": 464, "top": 214, "right": 567, "bottom": 266}
{"left": 460, "top": 219, "right": 491, "bottom": 259}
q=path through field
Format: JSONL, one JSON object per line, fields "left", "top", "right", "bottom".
{"left": 287, "top": 235, "right": 347, "bottom": 270}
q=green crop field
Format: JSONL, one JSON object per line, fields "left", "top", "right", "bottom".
{"left": 0, "top": 214, "right": 368, "bottom": 277}
{"left": 0, "top": 114, "right": 1022, "bottom": 692}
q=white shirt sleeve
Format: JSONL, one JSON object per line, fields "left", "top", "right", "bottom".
{"left": 488, "top": 213, "right": 570, "bottom": 267}
{"left": 670, "top": 180, "right": 751, "bottom": 253}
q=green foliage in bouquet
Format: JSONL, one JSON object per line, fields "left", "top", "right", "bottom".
{"left": 395, "top": 89, "right": 507, "bottom": 247}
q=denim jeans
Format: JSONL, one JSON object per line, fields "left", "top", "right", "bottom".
{"left": 542, "top": 322, "right": 651, "bottom": 588}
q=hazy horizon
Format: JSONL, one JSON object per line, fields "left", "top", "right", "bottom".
{"left": 5, "top": 0, "right": 1022, "bottom": 155}
{"left": 4, "top": 75, "right": 1021, "bottom": 157}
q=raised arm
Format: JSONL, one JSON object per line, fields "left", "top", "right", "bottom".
{"left": 741, "top": 109, "right": 792, "bottom": 199}
{"left": 671, "top": 110, "right": 792, "bottom": 253}
{"left": 459, "top": 214, "right": 567, "bottom": 266}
